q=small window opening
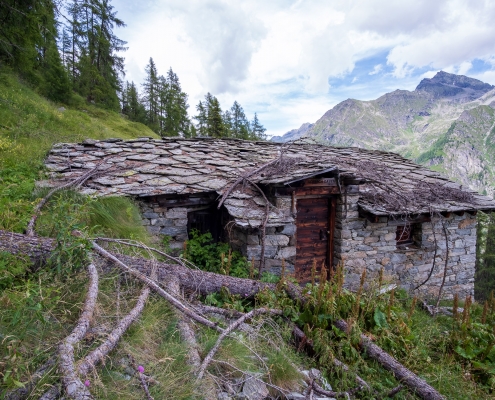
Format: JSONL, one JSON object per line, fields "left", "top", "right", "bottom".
{"left": 396, "top": 223, "right": 422, "bottom": 248}
{"left": 396, "top": 225, "right": 413, "bottom": 245}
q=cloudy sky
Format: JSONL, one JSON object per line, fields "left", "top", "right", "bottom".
{"left": 112, "top": 0, "right": 495, "bottom": 137}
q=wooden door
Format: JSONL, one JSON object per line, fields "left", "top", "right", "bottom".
{"left": 295, "top": 197, "right": 334, "bottom": 283}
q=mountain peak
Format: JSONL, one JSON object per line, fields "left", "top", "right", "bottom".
{"left": 415, "top": 71, "right": 494, "bottom": 99}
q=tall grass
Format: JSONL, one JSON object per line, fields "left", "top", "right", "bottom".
{"left": 0, "top": 69, "right": 157, "bottom": 232}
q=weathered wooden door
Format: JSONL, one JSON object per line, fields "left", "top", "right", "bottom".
{"left": 295, "top": 197, "right": 335, "bottom": 283}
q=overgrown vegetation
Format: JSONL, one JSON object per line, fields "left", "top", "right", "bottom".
{"left": 476, "top": 211, "right": 495, "bottom": 301}
{"left": 182, "top": 229, "right": 250, "bottom": 278}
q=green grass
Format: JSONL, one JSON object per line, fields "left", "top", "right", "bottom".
{"left": 0, "top": 69, "right": 157, "bottom": 232}
{"left": 35, "top": 190, "right": 152, "bottom": 244}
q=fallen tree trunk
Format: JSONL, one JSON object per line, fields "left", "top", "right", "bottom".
{"left": 333, "top": 319, "right": 445, "bottom": 400}
{"left": 59, "top": 263, "right": 99, "bottom": 400}
{"left": 0, "top": 230, "right": 445, "bottom": 400}
{"left": 0, "top": 230, "right": 301, "bottom": 301}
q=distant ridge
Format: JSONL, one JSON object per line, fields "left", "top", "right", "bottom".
{"left": 273, "top": 71, "right": 495, "bottom": 197}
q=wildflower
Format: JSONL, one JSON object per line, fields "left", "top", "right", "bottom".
{"left": 137, "top": 365, "right": 145, "bottom": 373}
{"left": 84, "top": 380, "right": 90, "bottom": 387}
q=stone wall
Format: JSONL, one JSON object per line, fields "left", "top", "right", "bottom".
{"left": 138, "top": 191, "right": 477, "bottom": 300}
{"left": 139, "top": 201, "right": 190, "bottom": 251}
{"left": 229, "top": 223, "right": 297, "bottom": 276}
{"left": 334, "top": 194, "right": 477, "bottom": 299}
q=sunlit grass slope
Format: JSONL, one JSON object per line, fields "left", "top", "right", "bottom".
{"left": 0, "top": 70, "right": 158, "bottom": 232}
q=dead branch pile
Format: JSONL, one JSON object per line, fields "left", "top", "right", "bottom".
{"left": 332, "top": 158, "right": 475, "bottom": 214}
{"left": 1, "top": 229, "right": 446, "bottom": 400}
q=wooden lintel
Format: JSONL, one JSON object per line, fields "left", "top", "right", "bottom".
{"left": 454, "top": 211, "right": 465, "bottom": 216}
{"left": 295, "top": 186, "right": 340, "bottom": 197}
{"left": 359, "top": 210, "right": 379, "bottom": 223}
{"left": 387, "top": 214, "right": 431, "bottom": 226}
{"left": 441, "top": 212, "right": 451, "bottom": 218}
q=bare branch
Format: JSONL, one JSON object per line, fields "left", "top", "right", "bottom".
{"left": 78, "top": 286, "right": 150, "bottom": 376}
{"left": 58, "top": 263, "right": 99, "bottom": 400}
{"left": 197, "top": 308, "right": 283, "bottom": 380}
{"left": 333, "top": 319, "right": 445, "bottom": 400}
{"left": 26, "top": 162, "right": 103, "bottom": 236}
{"left": 89, "top": 237, "right": 223, "bottom": 332}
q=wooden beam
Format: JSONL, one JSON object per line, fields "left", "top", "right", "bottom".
{"left": 387, "top": 214, "right": 431, "bottom": 226}
{"left": 328, "top": 197, "right": 336, "bottom": 274}
{"left": 295, "top": 186, "right": 340, "bottom": 197}
{"left": 359, "top": 210, "right": 379, "bottom": 223}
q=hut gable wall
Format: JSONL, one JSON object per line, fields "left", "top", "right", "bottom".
{"left": 335, "top": 193, "right": 476, "bottom": 299}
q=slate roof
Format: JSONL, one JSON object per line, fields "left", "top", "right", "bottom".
{"left": 43, "top": 137, "right": 495, "bottom": 226}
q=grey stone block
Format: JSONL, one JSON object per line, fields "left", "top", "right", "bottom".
{"left": 276, "top": 246, "right": 296, "bottom": 259}
{"left": 142, "top": 211, "right": 159, "bottom": 218}
{"left": 278, "top": 224, "right": 296, "bottom": 235}
{"left": 160, "top": 226, "right": 187, "bottom": 236}
{"left": 165, "top": 210, "right": 187, "bottom": 219}
{"left": 246, "top": 245, "right": 278, "bottom": 260}
{"left": 265, "top": 235, "right": 290, "bottom": 246}
{"left": 155, "top": 218, "right": 173, "bottom": 227}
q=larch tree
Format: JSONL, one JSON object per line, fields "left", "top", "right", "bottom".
{"left": 205, "top": 93, "right": 226, "bottom": 138}
{"left": 161, "top": 67, "right": 190, "bottom": 137}
{"left": 229, "top": 101, "right": 250, "bottom": 139}
{"left": 141, "top": 57, "right": 160, "bottom": 131}
{"left": 0, "top": 0, "right": 70, "bottom": 102}
{"left": 122, "top": 81, "right": 146, "bottom": 123}
{"left": 250, "top": 112, "right": 266, "bottom": 140}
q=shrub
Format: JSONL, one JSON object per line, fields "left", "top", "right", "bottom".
{"left": 183, "top": 229, "right": 249, "bottom": 278}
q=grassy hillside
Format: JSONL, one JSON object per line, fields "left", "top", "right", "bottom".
{"left": 0, "top": 70, "right": 158, "bottom": 232}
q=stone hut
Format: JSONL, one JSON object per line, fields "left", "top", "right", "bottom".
{"left": 44, "top": 137, "right": 495, "bottom": 298}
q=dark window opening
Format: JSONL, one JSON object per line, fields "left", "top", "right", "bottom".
{"left": 396, "top": 225, "right": 413, "bottom": 245}
{"left": 187, "top": 205, "right": 225, "bottom": 242}
{"left": 396, "top": 223, "right": 422, "bottom": 248}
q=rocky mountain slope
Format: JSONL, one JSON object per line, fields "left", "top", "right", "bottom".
{"left": 273, "top": 71, "right": 495, "bottom": 197}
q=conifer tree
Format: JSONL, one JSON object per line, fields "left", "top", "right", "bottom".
{"left": 250, "top": 112, "right": 267, "bottom": 140}
{"left": 161, "top": 68, "right": 190, "bottom": 137}
{"left": 142, "top": 57, "right": 160, "bottom": 131}
{"left": 475, "top": 212, "right": 495, "bottom": 300}
{"left": 206, "top": 93, "right": 226, "bottom": 138}
{"left": 64, "top": 0, "right": 126, "bottom": 109}
{"left": 122, "top": 81, "right": 146, "bottom": 123}
{"left": 0, "top": 0, "right": 70, "bottom": 102}
{"left": 194, "top": 101, "right": 208, "bottom": 137}
{"left": 230, "top": 101, "right": 250, "bottom": 139}
{"left": 222, "top": 109, "right": 233, "bottom": 137}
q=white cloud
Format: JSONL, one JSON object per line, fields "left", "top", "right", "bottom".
{"left": 113, "top": 0, "right": 495, "bottom": 136}
{"left": 457, "top": 61, "right": 473, "bottom": 75}
{"left": 369, "top": 64, "right": 383, "bottom": 75}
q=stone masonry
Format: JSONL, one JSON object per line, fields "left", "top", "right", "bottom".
{"left": 139, "top": 201, "right": 190, "bottom": 251}
{"left": 334, "top": 193, "right": 477, "bottom": 299}
{"left": 140, "top": 190, "right": 477, "bottom": 299}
